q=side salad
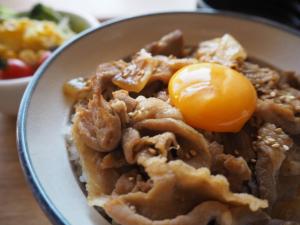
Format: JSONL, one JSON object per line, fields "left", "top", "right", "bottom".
{"left": 0, "top": 4, "right": 76, "bottom": 79}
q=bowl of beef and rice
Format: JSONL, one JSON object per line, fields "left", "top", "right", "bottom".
{"left": 17, "top": 11, "right": 300, "bottom": 225}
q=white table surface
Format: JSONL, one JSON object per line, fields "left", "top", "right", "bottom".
{"left": 0, "top": 0, "right": 197, "bottom": 19}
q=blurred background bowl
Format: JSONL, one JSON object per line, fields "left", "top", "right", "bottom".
{"left": 0, "top": 9, "right": 99, "bottom": 115}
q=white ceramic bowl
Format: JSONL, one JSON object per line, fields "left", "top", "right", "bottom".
{"left": 17, "top": 11, "right": 300, "bottom": 225}
{"left": 0, "top": 9, "right": 99, "bottom": 115}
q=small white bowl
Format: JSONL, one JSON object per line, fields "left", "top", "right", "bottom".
{"left": 0, "top": 9, "right": 99, "bottom": 115}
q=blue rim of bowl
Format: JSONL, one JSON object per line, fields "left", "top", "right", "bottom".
{"left": 17, "top": 9, "right": 300, "bottom": 225}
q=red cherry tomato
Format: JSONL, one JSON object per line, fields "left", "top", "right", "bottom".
{"left": 2, "top": 59, "right": 34, "bottom": 79}
{"left": 37, "top": 51, "right": 52, "bottom": 66}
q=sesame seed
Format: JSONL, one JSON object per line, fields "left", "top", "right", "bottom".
{"left": 283, "top": 145, "right": 290, "bottom": 151}
{"left": 257, "top": 136, "right": 262, "bottom": 140}
{"left": 271, "top": 143, "right": 280, "bottom": 148}
{"left": 234, "top": 150, "right": 239, "bottom": 155}
{"left": 275, "top": 128, "right": 282, "bottom": 133}
{"left": 185, "top": 153, "right": 191, "bottom": 159}
{"left": 279, "top": 134, "right": 287, "bottom": 139}
{"left": 267, "top": 137, "right": 276, "bottom": 143}
{"left": 148, "top": 148, "right": 157, "bottom": 155}
{"left": 279, "top": 96, "right": 286, "bottom": 100}
{"left": 270, "top": 91, "right": 276, "bottom": 97}
{"left": 190, "top": 150, "right": 197, "bottom": 156}
{"left": 128, "top": 177, "right": 134, "bottom": 181}
{"left": 129, "top": 205, "right": 136, "bottom": 211}
{"left": 251, "top": 159, "right": 257, "bottom": 163}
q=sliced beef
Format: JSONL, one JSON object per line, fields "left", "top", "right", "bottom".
{"left": 268, "top": 220, "right": 300, "bottom": 225}
{"left": 209, "top": 142, "right": 252, "bottom": 192}
{"left": 145, "top": 30, "right": 184, "bottom": 57}
{"left": 139, "top": 81, "right": 165, "bottom": 99}
{"left": 71, "top": 126, "right": 120, "bottom": 204}
{"left": 63, "top": 77, "right": 92, "bottom": 100}
{"left": 254, "top": 123, "right": 293, "bottom": 209}
{"left": 113, "top": 170, "right": 139, "bottom": 195}
{"left": 222, "top": 125, "right": 257, "bottom": 163}
{"left": 280, "top": 159, "right": 300, "bottom": 176}
{"left": 109, "top": 98, "right": 129, "bottom": 126}
{"left": 273, "top": 145, "right": 300, "bottom": 221}
{"left": 92, "top": 60, "right": 127, "bottom": 97}
{"left": 282, "top": 87, "right": 300, "bottom": 113}
{"left": 154, "top": 90, "right": 169, "bottom": 102}
{"left": 133, "top": 118, "right": 211, "bottom": 167}
{"left": 237, "top": 62, "right": 280, "bottom": 96}
{"left": 109, "top": 90, "right": 138, "bottom": 127}
{"left": 112, "top": 90, "right": 137, "bottom": 112}
{"left": 149, "top": 56, "right": 197, "bottom": 84}
{"left": 104, "top": 157, "right": 267, "bottom": 225}
{"left": 74, "top": 94, "right": 121, "bottom": 152}
{"left": 260, "top": 87, "right": 300, "bottom": 113}
{"left": 231, "top": 207, "right": 271, "bottom": 225}
{"left": 106, "top": 200, "right": 234, "bottom": 225}
{"left": 279, "top": 71, "right": 300, "bottom": 90}
{"left": 100, "top": 150, "right": 128, "bottom": 169}
{"left": 255, "top": 72, "right": 300, "bottom": 135}
{"left": 112, "top": 49, "right": 196, "bottom": 93}
{"left": 272, "top": 197, "right": 300, "bottom": 223}
{"left": 256, "top": 100, "right": 300, "bottom": 135}
{"left": 112, "top": 50, "right": 155, "bottom": 93}
{"left": 280, "top": 146, "right": 300, "bottom": 176}
{"left": 129, "top": 96, "right": 182, "bottom": 123}
{"left": 113, "top": 170, "right": 153, "bottom": 196}
{"left": 122, "top": 128, "right": 142, "bottom": 164}
{"left": 195, "top": 34, "right": 247, "bottom": 68}
{"left": 122, "top": 127, "right": 178, "bottom": 164}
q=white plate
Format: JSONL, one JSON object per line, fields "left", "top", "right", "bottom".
{"left": 17, "top": 11, "right": 300, "bottom": 225}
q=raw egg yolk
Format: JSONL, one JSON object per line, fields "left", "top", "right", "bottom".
{"left": 168, "top": 63, "right": 257, "bottom": 132}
